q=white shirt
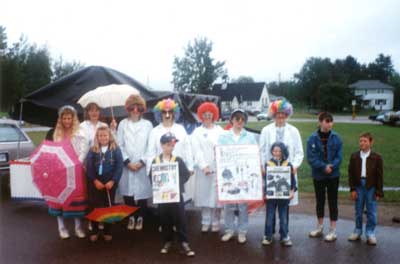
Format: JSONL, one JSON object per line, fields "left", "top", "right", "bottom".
{"left": 360, "top": 150, "right": 371, "bottom": 178}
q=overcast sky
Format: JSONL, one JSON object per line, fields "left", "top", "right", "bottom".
{"left": 2, "top": 0, "right": 400, "bottom": 90}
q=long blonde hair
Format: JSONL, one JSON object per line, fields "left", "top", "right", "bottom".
{"left": 53, "top": 106, "right": 80, "bottom": 142}
{"left": 91, "top": 125, "right": 118, "bottom": 153}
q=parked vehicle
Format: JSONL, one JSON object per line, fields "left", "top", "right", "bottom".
{"left": 220, "top": 110, "right": 231, "bottom": 121}
{"left": 256, "top": 112, "right": 271, "bottom": 121}
{"left": 0, "top": 119, "right": 35, "bottom": 176}
{"left": 369, "top": 110, "right": 390, "bottom": 121}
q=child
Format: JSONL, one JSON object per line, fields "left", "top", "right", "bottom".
{"left": 262, "top": 142, "right": 296, "bottom": 247}
{"left": 307, "top": 112, "right": 342, "bottom": 242}
{"left": 348, "top": 132, "right": 383, "bottom": 245}
{"left": 86, "top": 126, "right": 123, "bottom": 242}
{"left": 150, "top": 132, "right": 195, "bottom": 257}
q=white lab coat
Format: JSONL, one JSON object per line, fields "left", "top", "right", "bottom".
{"left": 117, "top": 118, "right": 153, "bottom": 200}
{"left": 259, "top": 122, "right": 304, "bottom": 205}
{"left": 191, "top": 125, "right": 224, "bottom": 208}
{"left": 147, "top": 123, "right": 194, "bottom": 200}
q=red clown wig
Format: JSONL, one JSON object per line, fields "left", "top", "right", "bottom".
{"left": 197, "top": 102, "right": 220, "bottom": 122}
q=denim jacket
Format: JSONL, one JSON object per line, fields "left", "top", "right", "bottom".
{"left": 307, "top": 130, "right": 343, "bottom": 180}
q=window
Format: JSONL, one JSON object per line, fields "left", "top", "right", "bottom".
{"left": 247, "top": 101, "right": 252, "bottom": 106}
{"left": 364, "top": 89, "right": 368, "bottom": 95}
{"left": 375, "top": 99, "right": 386, "bottom": 106}
{"left": 0, "top": 124, "right": 28, "bottom": 143}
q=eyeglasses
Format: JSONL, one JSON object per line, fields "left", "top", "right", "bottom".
{"left": 202, "top": 112, "right": 213, "bottom": 118}
{"left": 162, "top": 110, "right": 174, "bottom": 115}
{"left": 233, "top": 116, "right": 245, "bottom": 122}
{"left": 127, "top": 105, "right": 145, "bottom": 113}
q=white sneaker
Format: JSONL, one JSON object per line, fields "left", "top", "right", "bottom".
{"left": 98, "top": 222, "right": 104, "bottom": 230}
{"left": 59, "top": 228, "right": 70, "bottom": 239}
{"left": 281, "top": 236, "right": 293, "bottom": 247}
{"left": 88, "top": 221, "right": 93, "bottom": 231}
{"left": 221, "top": 231, "right": 234, "bottom": 242}
{"left": 127, "top": 217, "right": 135, "bottom": 230}
{"left": 160, "top": 242, "right": 172, "bottom": 254}
{"left": 324, "top": 229, "right": 337, "bottom": 242}
{"left": 211, "top": 224, "right": 220, "bottom": 232}
{"left": 201, "top": 224, "right": 209, "bottom": 233}
{"left": 262, "top": 236, "right": 272, "bottom": 245}
{"left": 367, "top": 236, "right": 377, "bottom": 245}
{"left": 309, "top": 226, "right": 324, "bottom": 238}
{"left": 238, "top": 233, "right": 247, "bottom": 244}
{"left": 135, "top": 217, "right": 143, "bottom": 231}
{"left": 348, "top": 233, "right": 361, "bottom": 241}
{"left": 75, "top": 227, "right": 86, "bottom": 239}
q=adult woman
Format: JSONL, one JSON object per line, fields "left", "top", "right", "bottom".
{"left": 117, "top": 95, "right": 153, "bottom": 231}
{"left": 191, "top": 102, "right": 224, "bottom": 232}
{"left": 259, "top": 100, "right": 304, "bottom": 206}
{"left": 49, "top": 105, "right": 89, "bottom": 239}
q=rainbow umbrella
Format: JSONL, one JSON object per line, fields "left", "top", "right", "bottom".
{"left": 86, "top": 204, "right": 138, "bottom": 223}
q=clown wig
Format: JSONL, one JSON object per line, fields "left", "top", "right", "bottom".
{"left": 197, "top": 102, "right": 219, "bottom": 122}
{"left": 153, "top": 98, "right": 180, "bottom": 123}
{"left": 125, "top": 94, "right": 147, "bottom": 112}
{"left": 268, "top": 99, "right": 293, "bottom": 118}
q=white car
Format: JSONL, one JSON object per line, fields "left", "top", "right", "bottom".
{"left": 256, "top": 112, "right": 271, "bottom": 121}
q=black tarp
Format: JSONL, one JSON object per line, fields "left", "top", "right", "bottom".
{"left": 10, "top": 66, "right": 219, "bottom": 133}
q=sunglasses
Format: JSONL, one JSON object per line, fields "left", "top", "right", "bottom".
{"left": 162, "top": 110, "right": 174, "bottom": 115}
{"left": 233, "top": 115, "right": 245, "bottom": 122}
{"left": 202, "top": 112, "right": 214, "bottom": 118}
{"left": 127, "top": 105, "right": 145, "bottom": 113}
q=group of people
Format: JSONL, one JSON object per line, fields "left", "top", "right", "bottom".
{"left": 42, "top": 95, "right": 384, "bottom": 257}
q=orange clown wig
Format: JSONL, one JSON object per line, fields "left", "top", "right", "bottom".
{"left": 197, "top": 102, "right": 220, "bottom": 122}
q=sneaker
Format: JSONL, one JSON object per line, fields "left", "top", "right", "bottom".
{"left": 135, "top": 217, "right": 143, "bottom": 231}
{"left": 262, "top": 236, "right": 272, "bottom": 245}
{"left": 181, "top": 242, "right": 195, "bottom": 257}
{"left": 309, "top": 226, "right": 323, "bottom": 238}
{"left": 59, "top": 228, "right": 70, "bottom": 239}
{"left": 103, "top": 234, "right": 113, "bottom": 241}
{"left": 281, "top": 237, "right": 293, "bottom": 247}
{"left": 324, "top": 229, "right": 337, "bottom": 242}
{"left": 348, "top": 233, "right": 361, "bottom": 241}
{"left": 89, "top": 234, "right": 99, "bottom": 242}
{"left": 211, "top": 224, "right": 220, "bottom": 232}
{"left": 201, "top": 224, "right": 209, "bottom": 233}
{"left": 367, "top": 236, "right": 377, "bottom": 245}
{"left": 75, "top": 227, "right": 86, "bottom": 239}
{"left": 238, "top": 233, "right": 247, "bottom": 244}
{"left": 221, "top": 231, "right": 234, "bottom": 242}
{"left": 127, "top": 217, "right": 135, "bottom": 230}
{"left": 99, "top": 222, "right": 104, "bottom": 230}
{"left": 160, "top": 242, "right": 172, "bottom": 254}
{"left": 158, "top": 225, "right": 162, "bottom": 232}
{"left": 88, "top": 221, "right": 93, "bottom": 231}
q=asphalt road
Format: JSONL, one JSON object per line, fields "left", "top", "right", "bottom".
{"left": 1, "top": 192, "right": 399, "bottom": 264}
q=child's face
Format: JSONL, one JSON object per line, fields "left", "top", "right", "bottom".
{"left": 61, "top": 114, "right": 73, "bottom": 129}
{"left": 319, "top": 118, "right": 333, "bottom": 132}
{"left": 231, "top": 114, "right": 245, "bottom": 130}
{"left": 97, "top": 130, "right": 110, "bottom": 146}
{"left": 161, "top": 142, "right": 175, "bottom": 155}
{"left": 359, "top": 136, "right": 372, "bottom": 152}
{"left": 272, "top": 146, "right": 282, "bottom": 160}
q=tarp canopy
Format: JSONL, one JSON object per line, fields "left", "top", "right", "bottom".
{"left": 10, "top": 66, "right": 219, "bottom": 132}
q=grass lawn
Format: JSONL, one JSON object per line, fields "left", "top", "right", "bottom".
{"left": 27, "top": 123, "right": 400, "bottom": 202}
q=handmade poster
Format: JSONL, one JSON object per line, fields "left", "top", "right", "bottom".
{"left": 151, "top": 162, "right": 180, "bottom": 204}
{"left": 266, "top": 166, "right": 291, "bottom": 199}
{"left": 216, "top": 144, "right": 263, "bottom": 203}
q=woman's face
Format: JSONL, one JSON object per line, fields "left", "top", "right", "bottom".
{"left": 88, "top": 105, "right": 100, "bottom": 122}
{"left": 231, "top": 113, "right": 245, "bottom": 130}
{"left": 97, "top": 130, "right": 110, "bottom": 146}
{"left": 275, "top": 112, "right": 287, "bottom": 126}
{"left": 128, "top": 104, "right": 144, "bottom": 119}
{"left": 202, "top": 111, "right": 214, "bottom": 125}
{"left": 61, "top": 113, "right": 73, "bottom": 129}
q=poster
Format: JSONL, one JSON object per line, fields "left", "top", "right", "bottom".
{"left": 215, "top": 144, "right": 263, "bottom": 203}
{"left": 266, "top": 166, "right": 291, "bottom": 199}
{"left": 151, "top": 162, "right": 180, "bottom": 204}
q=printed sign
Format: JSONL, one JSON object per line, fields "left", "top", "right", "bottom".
{"left": 151, "top": 162, "right": 180, "bottom": 204}
{"left": 266, "top": 166, "right": 291, "bottom": 199}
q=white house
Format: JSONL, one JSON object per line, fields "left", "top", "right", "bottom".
{"left": 349, "top": 80, "right": 394, "bottom": 110}
{"left": 211, "top": 82, "right": 270, "bottom": 112}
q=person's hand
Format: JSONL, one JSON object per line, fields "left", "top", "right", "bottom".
{"left": 202, "top": 166, "right": 212, "bottom": 176}
{"left": 261, "top": 168, "right": 266, "bottom": 176}
{"left": 128, "top": 162, "right": 142, "bottom": 172}
{"left": 375, "top": 194, "right": 380, "bottom": 201}
{"left": 94, "top": 179, "right": 105, "bottom": 190}
{"left": 324, "top": 165, "right": 333, "bottom": 174}
{"left": 351, "top": 191, "right": 357, "bottom": 201}
{"left": 105, "top": 180, "right": 114, "bottom": 190}
{"left": 110, "top": 119, "right": 117, "bottom": 131}
{"left": 190, "top": 170, "right": 194, "bottom": 176}
{"left": 289, "top": 190, "right": 294, "bottom": 200}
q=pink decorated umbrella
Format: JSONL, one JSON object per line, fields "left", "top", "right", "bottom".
{"left": 30, "top": 140, "right": 85, "bottom": 206}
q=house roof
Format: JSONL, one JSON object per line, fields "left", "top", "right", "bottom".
{"left": 211, "top": 82, "right": 266, "bottom": 102}
{"left": 349, "top": 80, "right": 394, "bottom": 90}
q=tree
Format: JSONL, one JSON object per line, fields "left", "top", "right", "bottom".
{"left": 318, "top": 82, "right": 352, "bottom": 112}
{"left": 172, "top": 37, "right": 226, "bottom": 94}
{"left": 366, "top": 54, "right": 395, "bottom": 82}
{"left": 52, "top": 56, "right": 84, "bottom": 81}
{"left": 232, "top": 76, "right": 255, "bottom": 83}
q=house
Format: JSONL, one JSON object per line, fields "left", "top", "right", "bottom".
{"left": 211, "top": 82, "right": 270, "bottom": 112}
{"left": 349, "top": 80, "right": 394, "bottom": 110}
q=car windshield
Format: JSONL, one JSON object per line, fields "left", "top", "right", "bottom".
{"left": 0, "top": 124, "right": 28, "bottom": 143}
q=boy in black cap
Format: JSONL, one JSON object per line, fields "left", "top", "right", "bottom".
{"left": 150, "top": 132, "right": 195, "bottom": 257}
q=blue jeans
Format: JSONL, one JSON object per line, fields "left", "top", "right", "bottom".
{"left": 264, "top": 199, "right": 289, "bottom": 240}
{"left": 224, "top": 203, "right": 248, "bottom": 234}
{"left": 354, "top": 179, "right": 377, "bottom": 237}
